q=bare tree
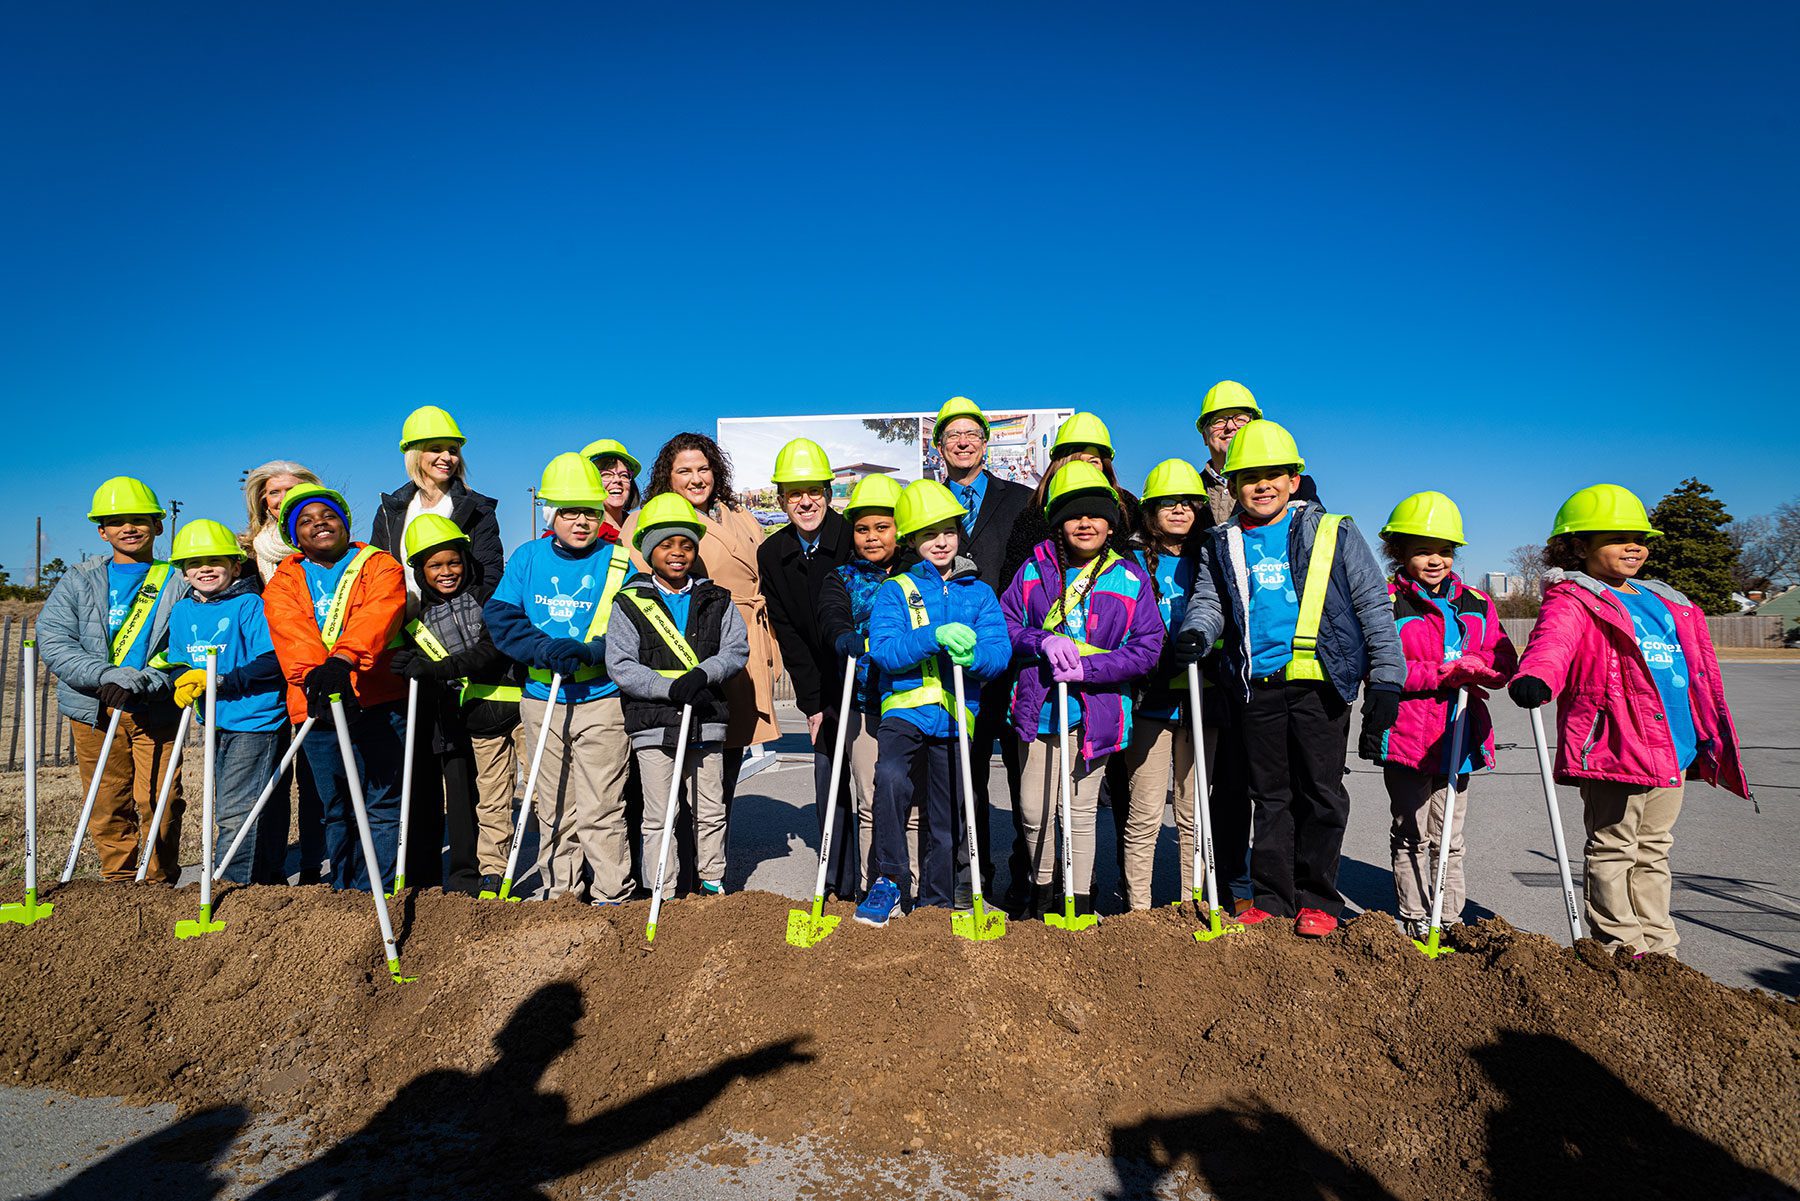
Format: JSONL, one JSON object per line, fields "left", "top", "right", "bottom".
{"left": 1727, "top": 514, "right": 1772, "bottom": 593}
{"left": 1742, "top": 500, "right": 1800, "bottom": 588}
{"left": 1506, "top": 544, "right": 1545, "bottom": 596}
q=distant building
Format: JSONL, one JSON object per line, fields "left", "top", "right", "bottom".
{"left": 830, "top": 462, "right": 903, "bottom": 502}
{"left": 1484, "top": 572, "right": 1511, "bottom": 597}
{"left": 1754, "top": 585, "right": 1800, "bottom": 633}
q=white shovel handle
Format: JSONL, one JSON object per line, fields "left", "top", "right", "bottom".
{"left": 1529, "top": 707, "right": 1584, "bottom": 944}
{"left": 214, "top": 716, "right": 315, "bottom": 882}
{"left": 500, "top": 673, "right": 563, "bottom": 889}
{"left": 329, "top": 696, "right": 403, "bottom": 966}
{"left": 21, "top": 643, "right": 38, "bottom": 895}
{"left": 393, "top": 677, "right": 419, "bottom": 888}
{"left": 137, "top": 706, "right": 191, "bottom": 883}
{"left": 62, "top": 708, "right": 123, "bottom": 883}
{"left": 809, "top": 658, "right": 858, "bottom": 903}
{"left": 1425, "top": 687, "right": 1469, "bottom": 933}
{"left": 952, "top": 664, "right": 988, "bottom": 905}
{"left": 646, "top": 704, "right": 696, "bottom": 932}
{"left": 1185, "top": 665, "right": 1222, "bottom": 913}
{"left": 1057, "top": 680, "right": 1076, "bottom": 907}
{"left": 198, "top": 652, "right": 218, "bottom": 910}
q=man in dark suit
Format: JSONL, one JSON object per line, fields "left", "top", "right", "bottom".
{"left": 758, "top": 438, "right": 856, "bottom": 897}
{"left": 931, "top": 396, "right": 1035, "bottom": 906}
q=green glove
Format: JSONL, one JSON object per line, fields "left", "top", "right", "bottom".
{"left": 948, "top": 642, "right": 977, "bottom": 668}
{"left": 935, "top": 623, "right": 977, "bottom": 659}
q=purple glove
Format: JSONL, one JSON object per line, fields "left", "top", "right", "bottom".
{"left": 1043, "top": 635, "right": 1084, "bottom": 682}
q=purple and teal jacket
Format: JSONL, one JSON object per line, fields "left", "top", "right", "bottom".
{"left": 1001, "top": 540, "right": 1165, "bottom": 762}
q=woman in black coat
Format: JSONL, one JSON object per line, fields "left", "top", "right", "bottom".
{"left": 368, "top": 405, "right": 504, "bottom": 603}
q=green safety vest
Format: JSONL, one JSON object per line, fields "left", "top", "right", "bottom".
{"left": 317, "top": 547, "right": 381, "bottom": 649}
{"left": 1283, "top": 514, "right": 1345, "bottom": 683}
{"left": 619, "top": 590, "right": 701, "bottom": 678}
{"left": 1040, "top": 549, "right": 1121, "bottom": 656}
{"left": 878, "top": 574, "right": 972, "bottom": 736}
{"left": 528, "top": 547, "right": 630, "bottom": 685}
{"left": 109, "top": 563, "right": 173, "bottom": 666}
{"left": 406, "top": 616, "right": 522, "bottom": 705}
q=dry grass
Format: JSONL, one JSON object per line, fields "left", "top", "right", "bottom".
{"left": 1, "top": 755, "right": 211, "bottom": 885}
{"left": 1714, "top": 646, "right": 1800, "bottom": 661}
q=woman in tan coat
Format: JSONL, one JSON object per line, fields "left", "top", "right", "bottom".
{"left": 621, "top": 432, "right": 782, "bottom": 799}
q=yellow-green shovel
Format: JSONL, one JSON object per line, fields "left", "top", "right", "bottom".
{"left": 788, "top": 658, "right": 856, "bottom": 947}
{"left": 950, "top": 664, "right": 1005, "bottom": 941}
{"left": 1413, "top": 687, "right": 1469, "bottom": 960}
{"left": 1043, "top": 682, "right": 1096, "bottom": 932}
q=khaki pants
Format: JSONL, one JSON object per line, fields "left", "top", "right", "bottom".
{"left": 1385, "top": 766, "right": 1471, "bottom": 924}
{"left": 1019, "top": 735, "right": 1108, "bottom": 892}
{"left": 71, "top": 713, "right": 184, "bottom": 883}
{"left": 470, "top": 725, "right": 526, "bottom": 877}
{"left": 638, "top": 743, "right": 727, "bottom": 897}
{"left": 1580, "top": 780, "right": 1684, "bottom": 956}
{"left": 519, "top": 696, "right": 633, "bottom": 902}
{"left": 1117, "top": 715, "right": 1210, "bottom": 909}
{"left": 845, "top": 712, "right": 920, "bottom": 894}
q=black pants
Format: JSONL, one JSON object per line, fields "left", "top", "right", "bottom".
{"left": 1240, "top": 679, "right": 1351, "bottom": 918}
{"left": 1209, "top": 722, "right": 1253, "bottom": 900}
{"left": 873, "top": 717, "right": 958, "bottom": 907}
{"left": 400, "top": 687, "right": 446, "bottom": 890}
{"left": 970, "top": 677, "right": 1023, "bottom": 898}
{"left": 439, "top": 734, "right": 482, "bottom": 896}
{"left": 812, "top": 746, "right": 861, "bottom": 899}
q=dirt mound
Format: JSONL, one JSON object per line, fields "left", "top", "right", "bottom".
{"left": 2, "top": 884, "right": 1796, "bottom": 1199}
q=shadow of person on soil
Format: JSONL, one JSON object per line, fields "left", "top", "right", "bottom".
{"left": 30, "top": 1104, "right": 248, "bottom": 1201}
{"left": 245, "top": 981, "right": 811, "bottom": 1200}
{"left": 1106, "top": 1098, "right": 1401, "bottom": 1201}
{"left": 1476, "top": 1030, "right": 1799, "bottom": 1201}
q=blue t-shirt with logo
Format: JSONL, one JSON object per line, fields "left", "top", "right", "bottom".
{"left": 1038, "top": 565, "right": 1091, "bottom": 735}
{"left": 1242, "top": 512, "right": 1299, "bottom": 677}
{"left": 486, "top": 537, "right": 622, "bottom": 703}
{"left": 163, "top": 593, "right": 287, "bottom": 733}
{"left": 1135, "top": 549, "right": 1194, "bottom": 722}
{"left": 106, "top": 561, "right": 153, "bottom": 669}
{"left": 300, "top": 554, "right": 356, "bottom": 633}
{"left": 1610, "top": 585, "right": 1698, "bottom": 770}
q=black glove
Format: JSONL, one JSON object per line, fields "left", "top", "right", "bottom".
{"left": 1357, "top": 687, "right": 1401, "bottom": 761}
{"left": 1169, "top": 628, "right": 1207, "bottom": 668}
{"left": 542, "top": 639, "right": 590, "bottom": 679}
{"left": 303, "top": 657, "right": 355, "bottom": 718}
{"left": 667, "top": 668, "right": 709, "bottom": 707}
{"left": 401, "top": 654, "right": 439, "bottom": 681}
{"left": 388, "top": 648, "right": 418, "bottom": 676}
{"left": 1509, "top": 675, "right": 1553, "bottom": 709}
{"left": 97, "top": 682, "right": 136, "bottom": 713}
{"left": 834, "top": 631, "right": 863, "bottom": 660}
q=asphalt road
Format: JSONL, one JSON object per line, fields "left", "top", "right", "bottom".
{"left": 5, "top": 663, "right": 1794, "bottom": 1199}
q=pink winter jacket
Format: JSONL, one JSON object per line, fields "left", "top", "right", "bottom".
{"left": 1376, "top": 573, "right": 1518, "bottom": 773}
{"left": 1517, "top": 573, "right": 1749, "bottom": 797}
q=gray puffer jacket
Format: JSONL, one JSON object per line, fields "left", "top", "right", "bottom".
{"left": 38, "top": 557, "right": 189, "bottom": 727}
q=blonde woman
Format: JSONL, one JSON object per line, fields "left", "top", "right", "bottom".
{"left": 241, "top": 460, "right": 322, "bottom": 582}
{"left": 369, "top": 405, "right": 504, "bottom": 601}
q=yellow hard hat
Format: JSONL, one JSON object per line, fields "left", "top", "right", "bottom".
{"left": 169, "top": 519, "right": 245, "bottom": 563}
{"left": 1551, "top": 484, "right": 1662, "bottom": 540}
{"left": 1050, "top": 412, "right": 1114, "bottom": 458}
{"left": 403, "top": 513, "right": 470, "bottom": 563}
{"left": 1221, "top": 419, "right": 1305, "bottom": 477}
{"left": 1381, "top": 491, "right": 1466, "bottom": 547}
{"left": 1141, "top": 458, "right": 1206, "bottom": 503}
{"left": 932, "top": 396, "right": 990, "bottom": 443}
{"left": 1194, "top": 380, "right": 1262, "bottom": 432}
{"left": 538, "top": 453, "right": 608, "bottom": 508}
{"left": 633, "top": 492, "right": 707, "bottom": 550}
{"left": 771, "top": 438, "right": 835, "bottom": 486}
{"left": 87, "top": 476, "right": 165, "bottom": 522}
{"left": 580, "top": 438, "right": 641, "bottom": 476}
{"left": 277, "top": 484, "right": 352, "bottom": 541}
{"left": 895, "top": 479, "right": 968, "bottom": 538}
{"left": 845, "top": 473, "right": 904, "bottom": 517}
{"left": 399, "top": 405, "right": 466, "bottom": 451}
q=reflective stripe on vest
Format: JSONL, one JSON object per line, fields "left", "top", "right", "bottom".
{"left": 528, "top": 546, "right": 631, "bottom": 684}
{"left": 406, "top": 615, "right": 524, "bottom": 705}
{"left": 878, "top": 575, "right": 972, "bottom": 735}
{"left": 318, "top": 546, "right": 381, "bottom": 648}
{"left": 110, "top": 563, "right": 173, "bottom": 666}
{"left": 1039, "top": 550, "right": 1120, "bottom": 657}
{"left": 1285, "top": 514, "right": 1345, "bottom": 683}
{"left": 620, "top": 589, "right": 701, "bottom": 680}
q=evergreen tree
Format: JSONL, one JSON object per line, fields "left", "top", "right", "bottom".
{"left": 1648, "top": 478, "right": 1738, "bottom": 613}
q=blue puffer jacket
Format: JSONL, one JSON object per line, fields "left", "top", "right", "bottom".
{"left": 39, "top": 557, "right": 189, "bottom": 727}
{"left": 868, "top": 555, "right": 1010, "bottom": 739}
{"left": 1179, "top": 501, "right": 1404, "bottom": 704}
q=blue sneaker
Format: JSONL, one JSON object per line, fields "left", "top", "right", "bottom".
{"left": 855, "top": 877, "right": 902, "bottom": 928}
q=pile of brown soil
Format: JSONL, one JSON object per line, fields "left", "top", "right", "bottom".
{"left": 2, "top": 884, "right": 1796, "bottom": 1199}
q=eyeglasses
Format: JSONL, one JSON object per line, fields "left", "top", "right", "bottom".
{"left": 1153, "top": 498, "right": 1198, "bottom": 512}
{"left": 599, "top": 469, "right": 634, "bottom": 482}
{"left": 940, "top": 425, "right": 988, "bottom": 447}
{"left": 1204, "top": 413, "right": 1253, "bottom": 431}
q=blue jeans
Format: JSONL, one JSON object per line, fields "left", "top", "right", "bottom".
{"left": 873, "top": 717, "right": 959, "bottom": 908}
{"left": 301, "top": 702, "right": 405, "bottom": 892}
{"left": 213, "top": 728, "right": 285, "bottom": 885}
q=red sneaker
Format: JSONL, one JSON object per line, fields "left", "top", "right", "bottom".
{"left": 1237, "top": 906, "right": 1273, "bottom": 925}
{"left": 1295, "top": 908, "right": 1338, "bottom": 937}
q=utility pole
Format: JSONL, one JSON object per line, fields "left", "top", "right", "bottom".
{"left": 165, "top": 499, "right": 183, "bottom": 559}
{"left": 529, "top": 487, "right": 540, "bottom": 535}
{"left": 34, "top": 517, "right": 41, "bottom": 586}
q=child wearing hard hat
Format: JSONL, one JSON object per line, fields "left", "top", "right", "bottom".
{"left": 39, "top": 477, "right": 191, "bottom": 881}
{"left": 605, "top": 493, "right": 750, "bottom": 898}
{"left": 484, "top": 454, "right": 637, "bottom": 903}
{"left": 264, "top": 484, "right": 409, "bottom": 892}
{"left": 158, "top": 520, "right": 290, "bottom": 884}
{"left": 1116, "top": 458, "right": 1214, "bottom": 910}
{"left": 1508, "top": 484, "right": 1750, "bottom": 957}
{"left": 1172, "top": 421, "right": 1404, "bottom": 937}
{"left": 858, "top": 480, "right": 1011, "bottom": 927}
{"left": 1370, "top": 493, "right": 1518, "bottom": 941}
{"left": 816, "top": 473, "right": 916, "bottom": 896}
{"left": 1006, "top": 412, "right": 1141, "bottom": 582}
{"left": 389, "top": 513, "right": 527, "bottom": 897}
{"left": 758, "top": 438, "right": 858, "bottom": 899}
{"left": 1003, "top": 462, "right": 1166, "bottom": 920}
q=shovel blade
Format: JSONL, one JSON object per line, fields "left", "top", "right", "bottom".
{"left": 1411, "top": 930, "right": 1456, "bottom": 960}
{"left": 387, "top": 958, "right": 419, "bottom": 984}
{"left": 174, "top": 916, "right": 226, "bottom": 940}
{"left": 952, "top": 909, "right": 1007, "bottom": 942}
{"left": 786, "top": 909, "right": 840, "bottom": 948}
{"left": 0, "top": 898, "right": 54, "bottom": 927}
{"left": 1193, "top": 908, "right": 1244, "bottom": 943}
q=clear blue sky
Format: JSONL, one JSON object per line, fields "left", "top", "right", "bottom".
{"left": 3, "top": 2, "right": 1795, "bottom": 583}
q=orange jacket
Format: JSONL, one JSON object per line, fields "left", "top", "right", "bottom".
{"left": 264, "top": 544, "right": 407, "bottom": 723}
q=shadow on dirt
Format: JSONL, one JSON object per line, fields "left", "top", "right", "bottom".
{"left": 1105, "top": 1030, "right": 1798, "bottom": 1201}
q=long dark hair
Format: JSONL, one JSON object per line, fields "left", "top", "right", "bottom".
{"left": 646, "top": 432, "right": 737, "bottom": 511}
{"left": 1133, "top": 497, "right": 1204, "bottom": 586}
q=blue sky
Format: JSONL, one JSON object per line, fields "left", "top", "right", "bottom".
{"left": 2, "top": 2, "right": 1795, "bottom": 583}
